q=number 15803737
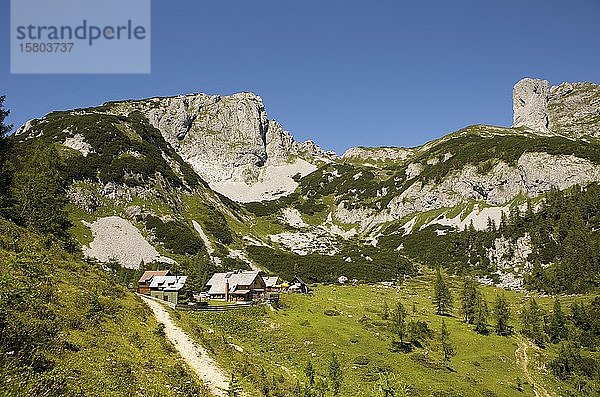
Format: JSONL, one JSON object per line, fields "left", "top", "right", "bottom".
{"left": 19, "top": 42, "right": 74, "bottom": 53}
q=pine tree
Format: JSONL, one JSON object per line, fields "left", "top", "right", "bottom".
{"left": 304, "top": 359, "right": 315, "bottom": 387}
{"left": 499, "top": 210, "right": 508, "bottom": 233}
{"left": 461, "top": 277, "right": 477, "bottom": 323}
{"left": 440, "top": 319, "right": 455, "bottom": 365}
{"left": 549, "top": 342, "right": 582, "bottom": 380}
{"left": 9, "top": 143, "right": 70, "bottom": 236}
{"left": 486, "top": 217, "right": 496, "bottom": 232}
{"left": 559, "top": 212, "right": 593, "bottom": 293}
{"left": 474, "top": 291, "right": 489, "bottom": 335}
{"left": 328, "top": 352, "right": 343, "bottom": 396}
{"left": 0, "top": 96, "right": 11, "bottom": 140}
{"left": 493, "top": 293, "right": 511, "bottom": 336}
{"left": 521, "top": 298, "right": 546, "bottom": 346}
{"left": 433, "top": 267, "right": 453, "bottom": 316}
{"left": 547, "top": 299, "right": 567, "bottom": 343}
{"left": 391, "top": 301, "right": 407, "bottom": 344}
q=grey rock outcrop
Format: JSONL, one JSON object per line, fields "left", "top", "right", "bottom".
{"left": 513, "top": 77, "right": 600, "bottom": 138}
{"left": 513, "top": 78, "right": 550, "bottom": 132}
{"left": 109, "top": 92, "right": 334, "bottom": 185}
{"left": 386, "top": 152, "right": 600, "bottom": 221}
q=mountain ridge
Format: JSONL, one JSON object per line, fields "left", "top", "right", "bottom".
{"left": 6, "top": 77, "right": 600, "bottom": 294}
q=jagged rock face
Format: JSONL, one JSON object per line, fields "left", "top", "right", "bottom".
{"left": 117, "top": 93, "right": 271, "bottom": 183}
{"left": 106, "top": 93, "right": 335, "bottom": 201}
{"left": 549, "top": 82, "right": 600, "bottom": 138}
{"left": 334, "top": 148, "right": 600, "bottom": 232}
{"left": 513, "top": 78, "right": 600, "bottom": 138}
{"left": 386, "top": 152, "right": 600, "bottom": 221}
{"left": 513, "top": 78, "right": 550, "bottom": 132}
{"left": 111, "top": 93, "right": 333, "bottom": 185}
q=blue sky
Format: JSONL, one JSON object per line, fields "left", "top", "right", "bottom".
{"left": 1, "top": 0, "right": 599, "bottom": 154}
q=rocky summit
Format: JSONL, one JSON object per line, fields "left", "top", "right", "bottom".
{"left": 105, "top": 92, "right": 336, "bottom": 201}
{"left": 513, "top": 78, "right": 550, "bottom": 132}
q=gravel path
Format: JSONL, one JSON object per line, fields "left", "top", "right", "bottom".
{"left": 141, "top": 296, "right": 230, "bottom": 396}
{"left": 515, "top": 339, "right": 552, "bottom": 397}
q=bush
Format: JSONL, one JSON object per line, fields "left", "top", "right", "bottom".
{"left": 144, "top": 215, "right": 205, "bottom": 255}
{"left": 353, "top": 356, "right": 369, "bottom": 365}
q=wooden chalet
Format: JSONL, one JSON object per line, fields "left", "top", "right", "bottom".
{"left": 205, "top": 270, "right": 266, "bottom": 302}
{"left": 137, "top": 270, "right": 170, "bottom": 294}
{"left": 264, "top": 276, "right": 283, "bottom": 292}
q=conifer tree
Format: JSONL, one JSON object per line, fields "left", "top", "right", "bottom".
{"left": 433, "top": 267, "right": 453, "bottom": 316}
{"left": 304, "top": 359, "right": 315, "bottom": 387}
{"left": 440, "top": 319, "right": 455, "bottom": 365}
{"left": 0, "top": 96, "right": 10, "bottom": 140}
{"left": 493, "top": 293, "right": 511, "bottom": 336}
{"left": 9, "top": 143, "right": 70, "bottom": 236}
{"left": 0, "top": 96, "right": 12, "bottom": 215}
{"left": 461, "top": 277, "right": 477, "bottom": 323}
{"left": 328, "top": 353, "right": 343, "bottom": 396}
{"left": 392, "top": 301, "right": 407, "bottom": 344}
{"left": 547, "top": 299, "right": 567, "bottom": 343}
{"left": 521, "top": 298, "right": 546, "bottom": 346}
{"left": 474, "top": 291, "right": 489, "bottom": 335}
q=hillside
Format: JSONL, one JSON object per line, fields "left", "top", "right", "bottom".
{"left": 0, "top": 218, "right": 209, "bottom": 396}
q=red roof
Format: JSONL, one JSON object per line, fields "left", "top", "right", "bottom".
{"left": 138, "top": 270, "right": 170, "bottom": 283}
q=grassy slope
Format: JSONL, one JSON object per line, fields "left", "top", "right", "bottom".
{"left": 0, "top": 219, "right": 210, "bottom": 396}
{"left": 174, "top": 270, "right": 596, "bottom": 397}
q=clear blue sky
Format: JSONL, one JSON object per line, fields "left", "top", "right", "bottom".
{"left": 1, "top": 0, "right": 599, "bottom": 154}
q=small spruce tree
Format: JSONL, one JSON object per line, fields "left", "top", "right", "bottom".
{"left": 433, "top": 267, "right": 453, "bottom": 316}
{"left": 521, "top": 298, "right": 546, "bottom": 346}
{"left": 547, "top": 299, "right": 567, "bottom": 343}
{"left": 392, "top": 301, "right": 407, "bottom": 344}
{"left": 461, "top": 277, "right": 477, "bottom": 323}
{"left": 440, "top": 319, "right": 455, "bottom": 365}
{"left": 473, "top": 291, "right": 489, "bottom": 334}
{"left": 493, "top": 293, "right": 511, "bottom": 336}
{"left": 304, "top": 359, "right": 315, "bottom": 387}
{"left": 328, "top": 352, "right": 343, "bottom": 396}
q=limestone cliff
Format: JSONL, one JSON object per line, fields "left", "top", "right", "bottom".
{"left": 106, "top": 93, "right": 335, "bottom": 201}
{"left": 512, "top": 77, "right": 600, "bottom": 138}
{"left": 513, "top": 78, "right": 550, "bottom": 132}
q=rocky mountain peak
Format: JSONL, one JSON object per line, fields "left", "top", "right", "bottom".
{"left": 512, "top": 78, "right": 550, "bottom": 132}
{"left": 103, "top": 91, "right": 335, "bottom": 201}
